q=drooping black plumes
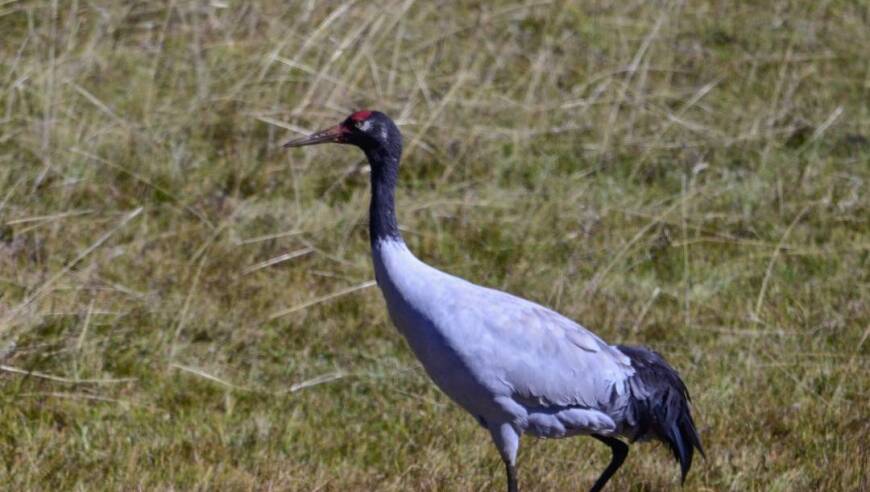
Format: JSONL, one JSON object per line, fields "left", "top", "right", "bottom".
{"left": 617, "top": 345, "right": 705, "bottom": 482}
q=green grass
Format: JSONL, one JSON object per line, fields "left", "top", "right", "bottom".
{"left": 1, "top": 1, "right": 867, "bottom": 490}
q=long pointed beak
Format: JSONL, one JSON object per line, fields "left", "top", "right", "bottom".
{"left": 282, "top": 124, "right": 346, "bottom": 148}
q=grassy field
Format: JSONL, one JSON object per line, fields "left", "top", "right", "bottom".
{"left": 1, "top": 1, "right": 868, "bottom": 490}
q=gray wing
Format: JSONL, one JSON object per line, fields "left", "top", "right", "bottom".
{"left": 453, "top": 283, "right": 634, "bottom": 409}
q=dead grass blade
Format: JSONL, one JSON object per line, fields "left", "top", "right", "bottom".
{"left": 267, "top": 280, "right": 377, "bottom": 322}
{"left": 243, "top": 247, "right": 313, "bottom": 274}
{"left": 288, "top": 371, "right": 346, "bottom": 393}
{"left": 170, "top": 363, "right": 251, "bottom": 392}
{"left": 1, "top": 364, "right": 136, "bottom": 384}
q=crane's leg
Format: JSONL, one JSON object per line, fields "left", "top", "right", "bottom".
{"left": 504, "top": 460, "right": 518, "bottom": 492}
{"left": 588, "top": 434, "right": 628, "bottom": 492}
{"left": 489, "top": 422, "right": 521, "bottom": 492}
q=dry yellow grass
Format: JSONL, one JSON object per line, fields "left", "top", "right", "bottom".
{"left": 0, "top": 1, "right": 867, "bottom": 490}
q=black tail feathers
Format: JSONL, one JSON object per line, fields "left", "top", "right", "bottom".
{"left": 617, "top": 345, "right": 705, "bottom": 483}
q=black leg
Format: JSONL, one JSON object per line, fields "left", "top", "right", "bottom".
{"left": 588, "top": 434, "right": 629, "bottom": 492}
{"left": 505, "top": 460, "right": 518, "bottom": 492}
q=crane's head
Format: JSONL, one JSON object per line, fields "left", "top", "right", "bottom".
{"left": 283, "top": 110, "right": 401, "bottom": 155}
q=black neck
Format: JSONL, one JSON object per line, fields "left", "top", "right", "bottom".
{"left": 366, "top": 145, "right": 402, "bottom": 245}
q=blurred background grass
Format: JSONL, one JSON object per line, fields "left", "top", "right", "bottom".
{"left": 0, "top": 0, "right": 867, "bottom": 490}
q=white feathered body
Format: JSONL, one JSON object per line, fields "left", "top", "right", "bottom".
{"left": 372, "top": 238, "right": 641, "bottom": 439}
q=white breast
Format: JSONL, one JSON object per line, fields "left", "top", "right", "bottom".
{"left": 372, "top": 239, "right": 499, "bottom": 411}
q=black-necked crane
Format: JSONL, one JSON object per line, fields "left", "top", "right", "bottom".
{"left": 283, "top": 111, "right": 704, "bottom": 492}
